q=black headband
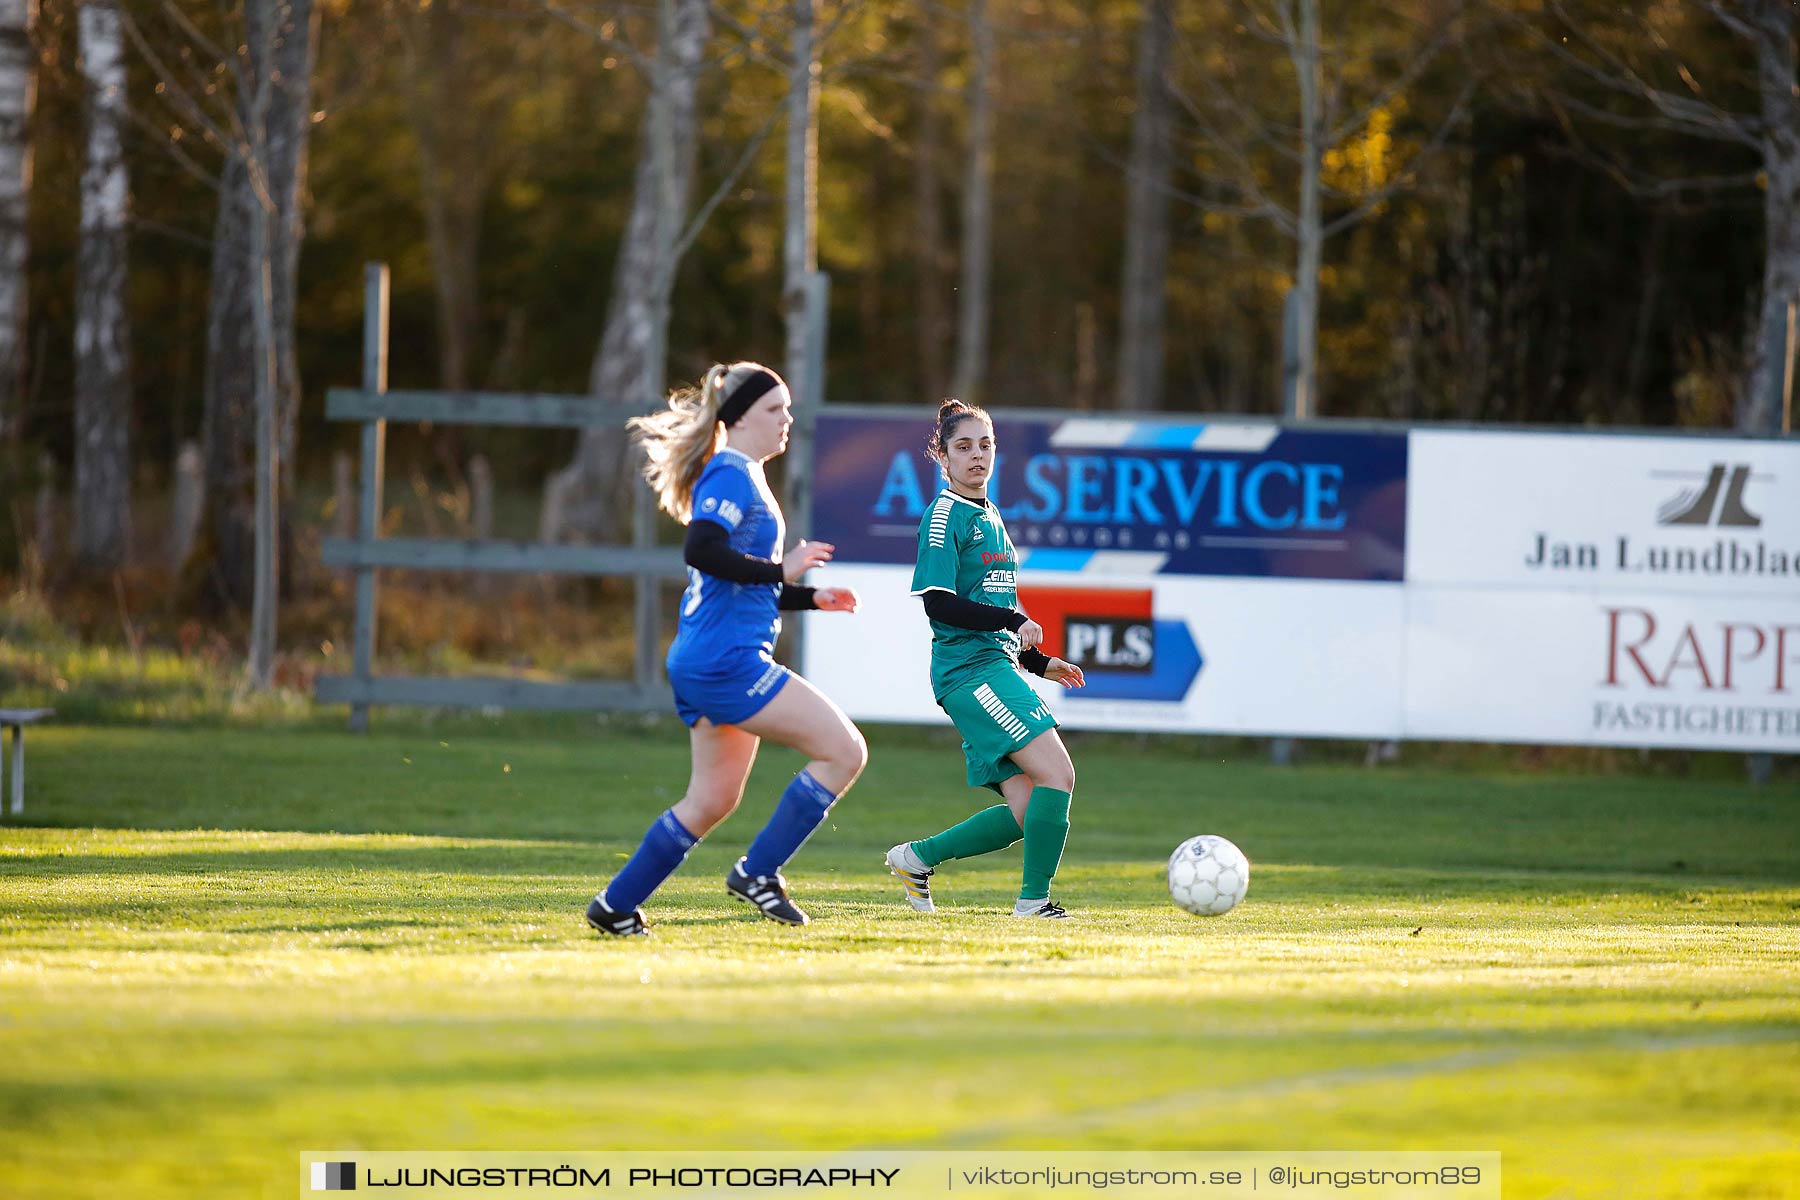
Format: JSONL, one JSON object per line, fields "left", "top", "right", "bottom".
{"left": 717, "top": 369, "right": 783, "bottom": 427}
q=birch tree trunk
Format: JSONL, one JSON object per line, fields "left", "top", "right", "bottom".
{"left": 0, "top": 0, "right": 33, "bottom": 446}
{"left": 398, "top": 0, "right": 486, "bottom": 396}
{"left": 1117, "top": 0, "right": 1175, "bottom": 411}
{"left": 202, "top": 148, "right": 257, "bottom": 606}
{"left": 265, "top": 0, "right": 316, "bottom": 495}
{"left": 912, "top": 16, "right": 948, "bottom": 400}
{"left": 248, "top": 186, "right": 279, "bottom": 688}
{"left": 200, "top": 0, "right": 316, "bottom": 604}
{"left": 544, "top": 0, "right": 709, "bottom": 544}
{"left": 783, "top": 0, "right": 820, "bottom": 397}
{"left": 73, "top": 0, "right": 131, "bottom": 569}
{"left": 1742, "top": 0, "right": 1799, "bottom": 436}
{"left": 952, "top": 0, "right": 994, "bottom": 404}
{"left": 1286, "top": 0, "right": 1322, "bottom": 421}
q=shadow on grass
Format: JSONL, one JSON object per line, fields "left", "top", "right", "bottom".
{"left": 5, "top": 841, "right": 1790, "bottom": 918}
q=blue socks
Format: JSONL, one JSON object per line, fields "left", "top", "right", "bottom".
{"left": 602, "top": 771, "right": 839, "bottom": 909}
{"left": 603, "top": 808, "right": 700, "bottom": 912}
{"left": 741, "top": 770, "right": 838, "bottom": 877}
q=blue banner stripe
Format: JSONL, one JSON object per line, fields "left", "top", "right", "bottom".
{"left": 1124, "top": 424, "right": 1208, "bottom": 448}
{"left": 1021, "top": 549, "right": 1095, "bottom": 571}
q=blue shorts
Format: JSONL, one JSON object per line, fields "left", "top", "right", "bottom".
{"left": 667, "top": 646, "right": 794, "bottom": 727}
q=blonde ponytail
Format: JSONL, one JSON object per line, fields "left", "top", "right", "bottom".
{"left": 628, "top": 362, "right": 772, "bottom": 523}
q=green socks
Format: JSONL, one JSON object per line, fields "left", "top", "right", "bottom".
{"left": 912, "top": 788, "right": 1071, "bottom": 901}
{"left": 913, "top": 804, "right": 1021, "bottom": 868}
{"left": 1019, "top": 786, "right": 1072, "bottom": 901}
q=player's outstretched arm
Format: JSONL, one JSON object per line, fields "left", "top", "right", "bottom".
{"left": 919, "top": 591, "right": 1035, "bottom": 643}
{"left": 774, "top": 584, "right": 859, "bottom": 612}
{"left": 684, "top": 519, "right": 782, "bottom": 584}
{"left": 1019, "top": 648, "right": 1083, "bottom": 688}
{"left": 783, "top": 539, "right": 834, "bottom": 582}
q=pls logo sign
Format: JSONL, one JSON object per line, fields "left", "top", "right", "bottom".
{"left": 1017, "top": 585, "right": 1201, "bottom": 702}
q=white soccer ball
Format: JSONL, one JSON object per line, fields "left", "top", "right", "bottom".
{"left": 1167, "top": 834, "right": 1250, "bottom": 916}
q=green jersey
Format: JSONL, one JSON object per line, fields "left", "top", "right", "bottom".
{"left": 910, "top": 488, "right": 1022, "bottom": 700}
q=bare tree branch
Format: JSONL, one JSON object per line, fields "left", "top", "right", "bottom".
{"left": 1170, "top": 32, "right": 1304, "bottom": 158}
{"left": 701, "top": 4, "right": 790, "bottom": 75}
{"left": 118, "top": 8, "right": 240, "bottom": 156}
{"left": 816, "top": 0, "right": 868, "bottom": 54}
{"left": 1523, "top": 0, "right": 1762, "bottom": 148}
{"left": 532, "top": 0, "right": 651, "bottom": 78}
{"left": 1542, "top": 92, "right": 1762, "bottom": 207}
{"left": 1325, "top": 14, "right": 1461, "bottom": 146}
{"left": 1168, "top": 81, "right": 1299, "bottom": 235}
{"left": 120, "top": 105, "right": 224, "bottom": 190}
{"left": 1701, "top": 0, "right": 1760, "bottom": 44}
{"left": 671, "top": 96, "right": 783, "bottom": 261}
{"left": 1545, "top": 84, "right": 1759, "bottom": 147}
{"left": 1322, "top": 77, "right": 1474, "bottom": 239}
{"left": 1082, "top": 123, "right": 1295, "bottom": 228}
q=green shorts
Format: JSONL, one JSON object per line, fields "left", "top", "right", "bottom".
{"left": 938, "top": 668, "right": 1060, "bottom": 792}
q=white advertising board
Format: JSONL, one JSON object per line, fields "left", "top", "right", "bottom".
{"left": 1403, "top": 588, "right": 1800, "bottom": 751}
{"left": 1404, "top": 430, "right": 1800, "bottom": 751}
{"left": 1407, "top": 430, "right": 1800, "bottom": 594}
{"left": 802, "top": 418, "right": 1800, "bottom": 752}
{"left": 803, "top": 566, "right": 1405, "bottom": 738}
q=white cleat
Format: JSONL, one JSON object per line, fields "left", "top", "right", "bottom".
{"left": 885, "top": 842, "right": 936, "bottom": 913}
{"left": 1011, "top": 898, "right": 1069, "bottom": 919}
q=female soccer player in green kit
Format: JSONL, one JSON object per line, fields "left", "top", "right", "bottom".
{"left": 885, "top": 399, "right": 1088, "bottom": 918}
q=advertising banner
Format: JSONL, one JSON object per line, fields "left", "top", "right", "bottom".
{"left": 1404, "top": 430, "right": 1800, "bottom": 751}
{"left": 812, "top": 411, "right": 1408, "bottom": 582}
{"left": 1403, "top": 588, "right": 1800, "bottom": 751}
{"left": 803, "top": 565, "right": 1405, "bottom": 737}
{"left": 806, "top": 411, "right": 1798, "bottom": 752}
{"left": 1407, "top": 430, "right": 1800, "bottom": 594}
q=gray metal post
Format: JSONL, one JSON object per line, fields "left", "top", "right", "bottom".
{"left": 633, "top": 448, "right": 661, "bottom": 703}
{"left": 1273, "top": 289, "right": 1304, "bottom": 765}
{"left": 1746, "top": 296, "right": 1797, "bottom": 782}
{"left": 1280, "top": 287, "right": 1306, "bottom": 421}
{"left": 1784, "top": 298, "right": 1795, "bottom": 436}
{"left": 785, "top": 270, "right": 829, "bottom": 541}
{"left": 350, "top": 264, "right": 390, "bottom": 732}
{"left": 8, "top": 724, "right": 20, "bottom": 815}
{"left": 781, "top": 270, "right": 829, "bottom": 677}
{"left": 1744, "top": 293, "right": 1797, "bottom": 780}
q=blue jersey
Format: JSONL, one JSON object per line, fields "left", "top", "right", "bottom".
{"left": 668, "top": 448, "right": 786, "bottom": 665}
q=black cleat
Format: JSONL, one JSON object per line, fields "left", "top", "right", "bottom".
{"left": 725, "top": 860, "right": 810, "bottom": 926}
{"left": 586, "top": 894, "right": 649, "bottom": 937}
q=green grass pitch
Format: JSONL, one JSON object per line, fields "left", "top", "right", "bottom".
{"left": 1, "top": 723, "right": 1796, "bottom": 1198}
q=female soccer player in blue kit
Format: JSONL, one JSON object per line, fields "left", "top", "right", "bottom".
{"left": 885, "top": 399, "right": 1088, "bottom": 918}
{"left": 585, "top": 362, "right": 866, "bottom": 936}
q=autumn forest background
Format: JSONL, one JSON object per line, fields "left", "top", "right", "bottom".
{"left": 0, "top": 0, "right": 1794, "bottom": 703}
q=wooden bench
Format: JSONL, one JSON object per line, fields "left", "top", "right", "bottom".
{"left": 0, "top": 709, "right": 53, "bottom": 816}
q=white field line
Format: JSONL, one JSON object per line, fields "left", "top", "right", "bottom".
{"left": 907, "top": 1028, "right": 1796, "bottom": 1147}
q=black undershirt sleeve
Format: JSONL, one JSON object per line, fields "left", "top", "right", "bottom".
{"left": 779, "top": 585, "right": 817, "bottom": 611}
{"left": 920, "top": 592, "right": 1046, "bottom": 672}
{"left": 684, "top": 519, "right": 783, "bottom": 586}
{"left": 919, "top": 589, "right": 1028, "bottom": 633}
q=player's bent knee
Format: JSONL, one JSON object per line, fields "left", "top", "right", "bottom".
{"left": 686, "top": 791, "right": 741, "bottom": 827}
{"left": 824, "top": 718, "right": 866, "bottom": 770}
